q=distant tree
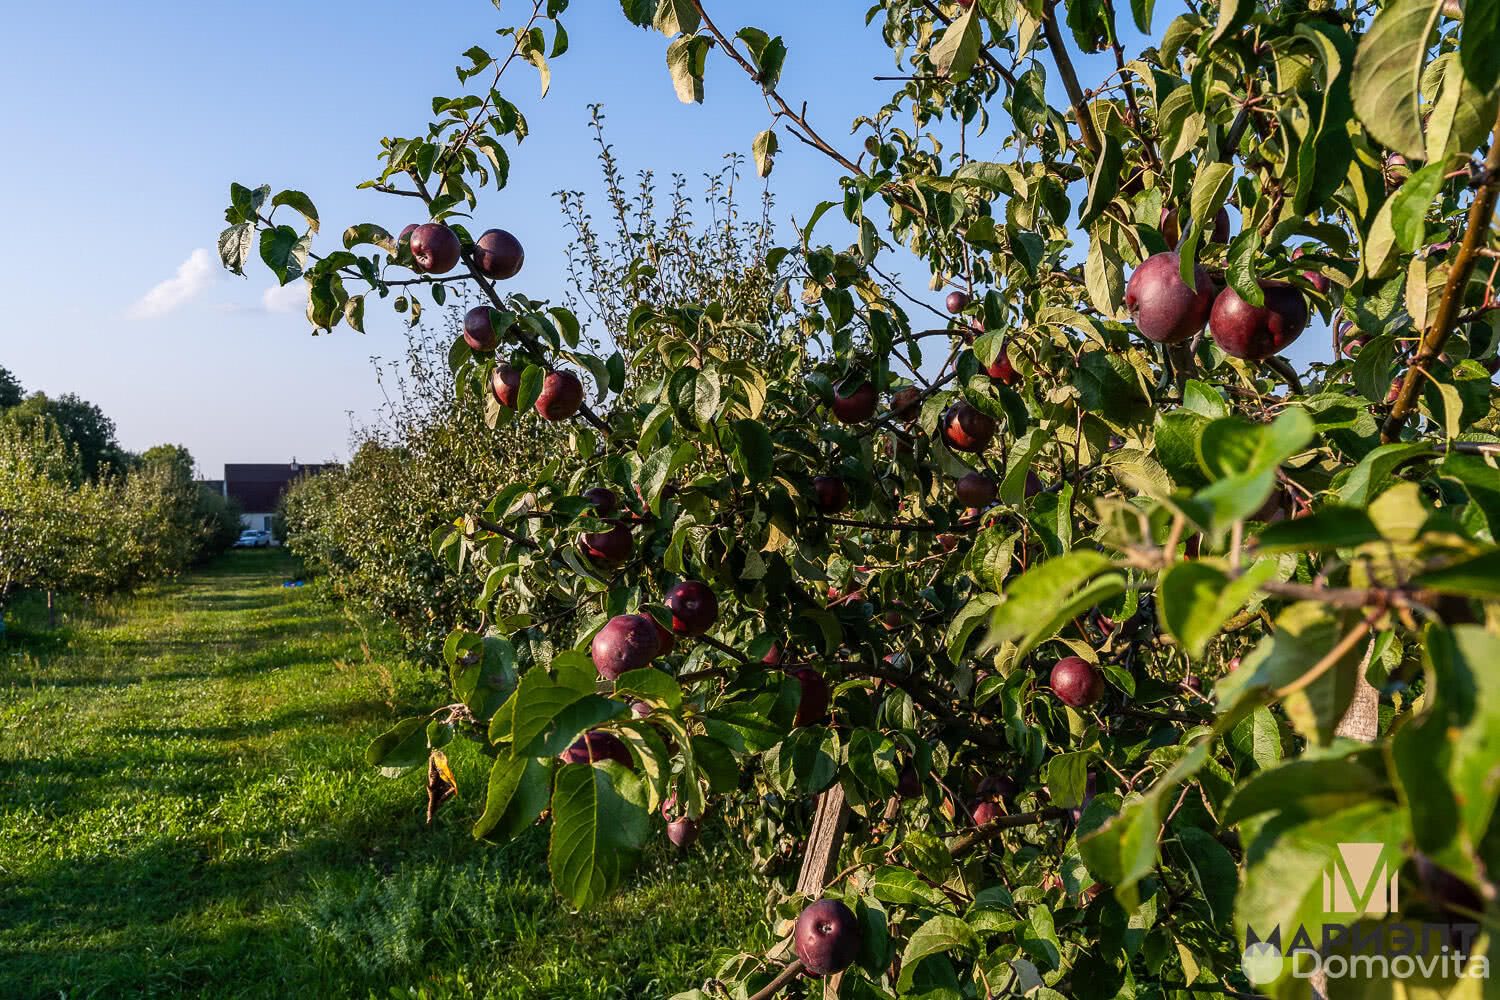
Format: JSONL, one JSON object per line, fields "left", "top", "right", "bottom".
{"left": 139, "top": 443, "right": 196, "bottom": 482}
{"left": 0, "top": 367, "right": 21, "bottom": 410}
{"left": 1, "top": 392, "right": 125, "bottom": 483}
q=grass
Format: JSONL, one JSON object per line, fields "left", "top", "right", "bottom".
{"left": 0, "top": 551, "right": 768, "bottom": 1000}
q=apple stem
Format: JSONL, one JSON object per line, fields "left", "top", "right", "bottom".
{"left": 744, "top": 958, "right": 805, "bottom": 1000}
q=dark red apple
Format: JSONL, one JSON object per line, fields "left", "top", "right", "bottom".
{"left": 897, "top": 766, "right": 921, "bottom": 798}
{"left": 791, "top": 668, "right": 830, "bottom": 726}
{"left": 1209, "top": 282, "right": 1309, "bottom": 360}
{"left": 536, "top": 371, "right": 584, "bottom": 420}
{"left": 491, "top": 363, "right": 521, "bottom": 408}
{"left": 762, "top": 643, "right": 783, "bottom": 666}
{"left": 582, "top": 518, "right": 632, "bottom": 566}
{"left": 891, "top": 387, "right": 922, "bottom": 420}
{"left": 831, "top": 380, "right": 877, "bottom": 424}
{"left": 812, "top": 475, "right": 849, "bottom": 514}
{"left": 473, "top": 228, "right": 524, "bottom": 280}
{"left": 583, "top": 487, "right": 617, "bottom": 515}
{"left": 644, "top": 612, "right": 676, "bottom": 656}
{"left": 1125, "top": 252, "right": 1217, "bottom": 344}
{"left": 794, "top": 899, "right": 860, "bottom": 977}
{"left": 591, "top": 614, "right": 660, "bottom": 679}
{"left": 936, "top": 533, "right": 960, "bottom": 551}
{"left": 559, "top": 731, "right": 633, "bottom": 768}
{"left": 1024, "top": 471, "right": 1043, "bottom": 498}
{"left": 1160, "top": 206, "right": 1230, "bottom": 245}
{"left": 409, "top": 222, "right": 461, "bottom": 274}
{"left": 1292, "top": 246, "right": 1331, "bottom": 295}
{"left": 1411, "top": 853, "right": 1486, "bottom": 920}
{"left": 955, "top": 472, "right": 996, "bottom": 508}
{"left": 985, "top": 346, "right": 1019, "bottom": 385}
{"left": 463, "top": 306, "right": 500, "bottom": 351}
{"left": 664, "top": 580, "right": 718, "bottom": 635}
{"left": 946, "top": 290, "right": 971, "bottom": 314}
{"left": 667, "top": 816, "right": 700, "bottom": 847}
{"left": 973, "top": 800, "right": 1001, "bottom": 825}
{"left": 941, "top": 402, "right": 996, "bottom": 453}
{"left": 1051, "top": 656, "right": 1104, "bottom": 708}
{"left": 630, "top": 700, "right": 652, "bottom": 718}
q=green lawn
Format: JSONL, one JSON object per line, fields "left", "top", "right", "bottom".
{"left": 0, "top": 551, "right": 767, "bottom": 1000}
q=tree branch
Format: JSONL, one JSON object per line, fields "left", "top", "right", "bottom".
{"left": 917, "top": 0, "right": 1020, "bottom": 89}
{"left": 745, "top": 959, "right": 805, "bottom": 1000}
{"left": 947, "top": 807, "right": 1071, "bottom": 856}
{"left": 1382, "top": 106, "right": 1500, "bottom": 442}
{"left": 1040, "top": 1, "right": 1102, "bottom": 157}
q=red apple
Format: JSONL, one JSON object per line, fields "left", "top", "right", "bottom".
{"left": 473, "top": 228, "right": 524, "bottom": 280}
{"left": 559, "top": 731, "right": 633, "bottom": 769}
{"left": 941, "top": 402, "right": 996, "bottom": 453}
{"left": 794, "top": 899, "right": 860, "bottom": 977}
{"left": 812, "top": 475, "right": 849, "bottom": 514}
{"left": 664, "top": 580, "right": 718, "bottom": 635}
{"left": 409, "top": 223, "right": 461, "bottom": 274}
{"left": 831, "top": 380, "right": 877, "bottom": 423}
{"left": 1160, "top": 206, "right": 1230, "bottom": 246}
{"left": 791, "top": 668, "right": 830, "bottom": 726}
{"left": 591, "top": 614, "right": 660, "bottom": 679}
{"left": 946, "top": 290, "right": 971, "bottom": 314}
{"left": 1125, "top": 252, "right": 1217, "bottom": 345}
{"left": 536, "top": 371, "right": 584, "bottom": 420}
{"left": 1209, "top": 282, "right": 1309, "bottom": 360}
{"left": 955, "top": 472, "right": 996, "bottom": 508}
{"left": 1050, "top": 656, "right": 1104, "bottom": 708}
{"left": 491, "top": 363, "right": 521, "bottom": 408}
{"left": 582, "top": 518, "right": 632, "bottom": 566}
{"left": 463, "top": 306, "right": 500, "bottom": 351}
{"left": 667, "top": 816, "right": 700, "bottom": 847}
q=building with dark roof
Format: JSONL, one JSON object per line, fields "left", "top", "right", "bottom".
{"left": 223, "top": 460, "right": 336, "bottom": 532}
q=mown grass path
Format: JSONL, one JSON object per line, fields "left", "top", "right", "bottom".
{"left": 0, "top": 552, "right": 765, "bottom": 1000}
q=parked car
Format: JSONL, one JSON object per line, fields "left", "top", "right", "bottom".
{"left": 233, "top": 530, "right": 272, "bottom": 548}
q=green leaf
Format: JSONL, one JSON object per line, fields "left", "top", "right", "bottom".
{"left": 947, "top": 593, "right": 1001, "bottom": 661}
{"left": 870, "top": 866, "right": 949, "bottom": 906}
{"left": 1210, "top": 0, "right": 1250, "bottom": 45}
{"left": 517, "top": 364, "right": 544, "bottom": 414}
{"left": 652, "top": 0, "right": 699, "bottom": 35}
{"left": 931, "top": 5, "right": 982, "bottom": 83}
{"left": 1351, "top": 0, "right": 1445, "bottom": 159}
{"left": 1426, "top": 51, "right": 1500, "bottom": 164}
{"left": 1084, "top": 232, "right": 1125, "bottom": 317}
{"left": 897, "top": 915, "right": 975, "bottom": 992}
{"left": 1189, "top": 163, "right": 1235, "bottom": 237}
{"left": 612, "top": 666, "right": 683, "bottom": 710}
{"left": 366, "top": 717, "right": 429, "bottom": 771}
{"left": 548, "top": 762, "right": 650, "bottom": 907}
{"left": 1391, "top": 163, "right": 1446, "bottom": 252}
{"left": 259, "top": 225, "right": 310, "bottom": 286}
{"left": 1130, "top": 0, "right": 1156, "bottom": 33}
{"left": 666, "top": 35, "right": 712, "bottom": 103}
{"left": 499, "top": 661, "right": 595, "bottom": 756}
{"left": 271, "top": 190, "right": 319, "bottom": 233}
{"left": 473, "top": 754, "right": 549, "bottom": 842}
{"left": 218, "top": 223, "right": 254, "bottom": 276}
{"left": 342, "top": 222, "right": 396, "bottom": 255}
{"left": 1175, "top": 827, "right": 1237, "bottom": 924}
{"left": 1462, "top": 0, "right": 1500, "bottom": 92}
{"left": 1223, "top": 756, "right": 1389, "bottom": 827}
{"left": 731, "top": 418, "right": 773, "bottom": 483}
{"left": 1255, "top": 507, "right": 1381, "bottom": 553}
{"left": 1410, "top": 548, "right": 1500, "bottom": 596}
{"left": 751, "top": 128, "right": 779, "bottom": 178}
{"left": 1080, "top": 131, "right": 1123, "bottom": 229}
{"left": 1158, "top": 557, "right": 1276, "bottom": 660}
{"left": 1046, "top": 750, "right": 1094, "bottom": 808}
{"left": 1225, "top": 230, "right": 1264, "bottom": 307}
{"left": 1337, "top": 441, "right": 1434, "bottom": 505}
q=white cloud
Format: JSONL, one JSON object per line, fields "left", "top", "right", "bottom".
{"left": 260, "top": 282, "right": 306, "bottom": 314}
{"left": 127, "top": 248, "right": 219, "bottom": 319}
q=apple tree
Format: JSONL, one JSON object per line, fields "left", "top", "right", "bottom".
{"left": 218, "top": 1, "right": 1500, "bottom": 997}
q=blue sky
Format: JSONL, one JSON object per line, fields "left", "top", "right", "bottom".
{"left": 2, "top": 1, "right": 1287, "bottom": 478}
